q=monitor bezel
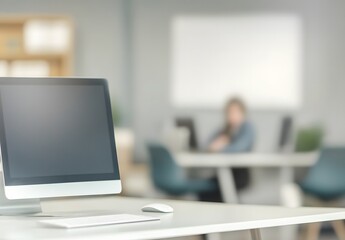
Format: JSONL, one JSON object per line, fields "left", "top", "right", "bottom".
{"left": 0, "top": 77, "right": 121, "bottom": 194}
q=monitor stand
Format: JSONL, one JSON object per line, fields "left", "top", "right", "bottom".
{"left": 0, "top": 174, "right": 41, "bottom": 216}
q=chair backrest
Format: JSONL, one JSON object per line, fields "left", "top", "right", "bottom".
{"left": 147, "top": 143, "right": 184, "bottom": 191}
{"left": 295, "top": 127, "right": 323, "bottom": 152}
{"left": 301, "top": 147, "right": 345, "bottom": 200}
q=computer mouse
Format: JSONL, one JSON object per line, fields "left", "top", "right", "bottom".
{"left": 141, "top": 203, "right": 174, "bottom": 213}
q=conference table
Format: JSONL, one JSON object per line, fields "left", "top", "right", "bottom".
{"left": 176, "top": 152, "right": 319, "bottom": 204}
{"left": 1, "top": 196, "right": 345, "bottom": 240}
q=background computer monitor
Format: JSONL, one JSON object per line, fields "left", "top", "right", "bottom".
{"left": 278, "top": 116, "right": 293, "bottom": 151}
{"left": 0, "top": 77, "right": 121, "bottom": 199}
{"left": 175, "top": 117, "right": 198, "bottom": 150}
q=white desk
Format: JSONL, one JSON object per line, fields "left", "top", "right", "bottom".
{"left": 1, "top": 196, "right": 345, "bottom": 240}
{"left": 176, "top": 152, "right": 318, "bottom": 203}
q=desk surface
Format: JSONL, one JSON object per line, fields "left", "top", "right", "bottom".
{"left": 176, "top": 152, "right": 318, "bottom": 168}
{"left": 1, "top": 196, "right": 345, "bottom": 240}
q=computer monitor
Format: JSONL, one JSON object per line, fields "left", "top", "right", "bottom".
{"left": 175, "top": 117, "right": 198, "bottom": 150}
{"left": 278, "top": 116, "right": 293, "bottom": 151}
{"left": 0, "top": 77, "right": 121, "bottom": 200}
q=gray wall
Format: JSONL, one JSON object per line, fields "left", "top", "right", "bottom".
{"left": 0, "top": 0, "right": 131, "bottom": 125}
{"left": 130, "top": 0, "right": 345, "bottom": 160}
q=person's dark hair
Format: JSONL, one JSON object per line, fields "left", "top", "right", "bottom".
{"left": 224, "top": 97, "right": 246, "bottom": 115}
{"left": 222, "top": 97, "right": 247, "bottom": 135}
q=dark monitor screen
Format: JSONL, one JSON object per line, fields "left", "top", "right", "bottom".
{"left": 0, "top": 78, "right": 120, "bottom": 186}
{"left": 175, "top": 118, "right": 198, "bottom": 150}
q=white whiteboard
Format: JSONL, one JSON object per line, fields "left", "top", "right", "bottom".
{"left": 171, "top": 15, "right": 303, "bottom": 109}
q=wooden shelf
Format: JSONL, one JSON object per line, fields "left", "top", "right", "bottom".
{"left": 0, "top": 15, "right": 74, "bottom": 77}
{"left": 0, "top": 53, "right": 66, "bottom": 61}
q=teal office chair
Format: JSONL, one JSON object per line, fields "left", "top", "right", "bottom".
{"left": 300, "top": 147, "right": 345, "bottom": 200}
{"left": 147, "top": 143, "right": 217, "bottom": 196}
{"left": 299, "top": 147, "right": 345, "bottom": 239}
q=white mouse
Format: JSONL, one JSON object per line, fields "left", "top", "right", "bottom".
{"left": 141, "top": 203, "right": 174, "bottom": 213}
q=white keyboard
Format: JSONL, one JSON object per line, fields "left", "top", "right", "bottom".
{"left": 39, "top": 214, "right": 160, "bottom": 228}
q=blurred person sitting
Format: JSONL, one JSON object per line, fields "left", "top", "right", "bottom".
{"left": 208, "top": 97, "right": 255, "bottom": 191}
{"left": 209, "top": 97, "right": 254, "bottom": 153}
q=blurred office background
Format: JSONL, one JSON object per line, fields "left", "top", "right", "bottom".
{"left": 1, "top": 0, "right": 345, "bottom": 239}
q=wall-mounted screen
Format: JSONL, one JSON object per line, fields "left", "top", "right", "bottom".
{"left": 171, "top": 14, "right": 303, "bottom": 109}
